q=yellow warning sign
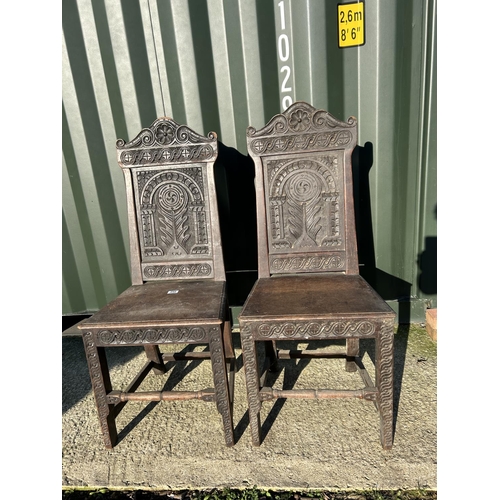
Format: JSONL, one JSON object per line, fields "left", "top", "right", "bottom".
{"left": 337, "top": 1, "right": 365, "bottom": 48}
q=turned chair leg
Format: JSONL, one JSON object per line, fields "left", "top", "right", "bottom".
{"left": 82, "top": 331, "right": 118, "bottom": 449}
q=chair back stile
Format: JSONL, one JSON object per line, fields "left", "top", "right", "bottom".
{"left": 246, "top": 102, "right": 359, "bottom": 277}
{"left": 116, "top": 118, "right": 225, "bottom": 284}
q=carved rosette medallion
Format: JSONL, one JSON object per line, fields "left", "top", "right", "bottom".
{"left": 95, "top": 326, "right": 208, "bottom": 345}
{"left": 254, "top": 320, "right": 376, "bottom": 340}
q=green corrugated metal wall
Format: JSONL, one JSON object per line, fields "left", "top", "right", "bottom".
{"left": 62, "top": 0, "right": 437, "bottom": 322}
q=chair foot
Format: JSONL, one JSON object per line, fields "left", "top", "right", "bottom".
{"left": 380, "top": 419, "right": 393, "bottom": 450}
{"left": 345, "top": 356, "right": 357, "bottom": 372}
{"left": 250, "top": 413, "right": 262, "bottom": 446}
{"left": 209, "top": 326, "right": 235, "bottom": 447}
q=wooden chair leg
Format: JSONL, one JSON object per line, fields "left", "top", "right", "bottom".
{"left": 209, "top": 326, "right": 235, "bottom": 446}
{"left": 264, "top": 340, "right": 279, "bottom": 372}
{"left": 144, "top": 345, "right": 166, "bottom": 375}
{"left": 222, "top": 319, "right": 235, "bottom": 404}
{"left": 240, "top": 325, "right": 263, "bottom": 446}
{"left": 376, "top": 321, "right": 394, "bottom": 450}
{"left": 82, "top": 331, "right": 118, "bottom": 449}
{"left": 345, "top": 338, "right": 359, "bottom": 372}
{"left": 222, "top": 319, "right": 235, "bottom": 359}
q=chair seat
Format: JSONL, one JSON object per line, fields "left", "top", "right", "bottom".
{"left": 239, "top": 274, "right": 394, "bottom": 322}
{"left": 83, "top": 280, "right": 226, "bottom": 329}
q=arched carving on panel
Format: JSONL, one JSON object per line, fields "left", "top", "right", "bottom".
{"left": 136, "top": 167, "right": 211, "bottom": 259}
{"left": 266, "top": 155, "right": 344, "bottom": 251}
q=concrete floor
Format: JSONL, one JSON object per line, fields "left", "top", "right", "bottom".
{"left": 62, "top": 324, "right": 436, "bottom": 491}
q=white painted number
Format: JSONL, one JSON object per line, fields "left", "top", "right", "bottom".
{"left": 277, "top": 1, "right": 293, "bottom": 111}
{"left": 282, "top": 96, "right": 292, "bottom": 110}
{"left": 280, "top": 66, "right": 291, "bottom": 92}
{"left": 279, "top": 0, "right": 286, "bottom": 30}
{"left": 278, "top": 34, "right": 289, "bottom": 62}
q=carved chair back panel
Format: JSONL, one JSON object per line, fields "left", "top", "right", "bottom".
{"left": 263, "top": 151, "right": 346, "bottom": 274}
{"left": 247, "top": 101, "right": 359, "bottom": 276}
{"left": 116, "top": 117, "right": 222, "bottom": 283}
{"left": 132, "top": 164, "right": 215, "bottom": 280}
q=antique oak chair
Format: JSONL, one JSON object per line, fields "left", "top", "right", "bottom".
{"left": 78, "top": 118, "right": 235, "bottom": 448}
{"left": 239, "top": 101, "right": 396, "bottom": 449}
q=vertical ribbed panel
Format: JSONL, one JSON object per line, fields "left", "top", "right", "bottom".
{"left": 62, "top": 0, "right": 437, "bottom": 318}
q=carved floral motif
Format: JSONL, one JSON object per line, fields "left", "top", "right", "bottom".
{"left": 289, "top": 109, "right": 311, "bottom": 132}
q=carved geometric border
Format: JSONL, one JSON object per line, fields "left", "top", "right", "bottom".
{"left": 120, "top": 144, "right": 215, "bottom": 167}
{"left": 270, "top": 254, "right": 345, "bottom": 273}
{"left": 94, "top": 326, "right": 212, "bottom": 346}
{"left": 142, "top": 263, "right": 213, "bottom": 280}
{"left": 252, "top": 319, "right": 378, "bottom": 340}
{"left": 250, "top": 131, "right": 352, "bottom": 155}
